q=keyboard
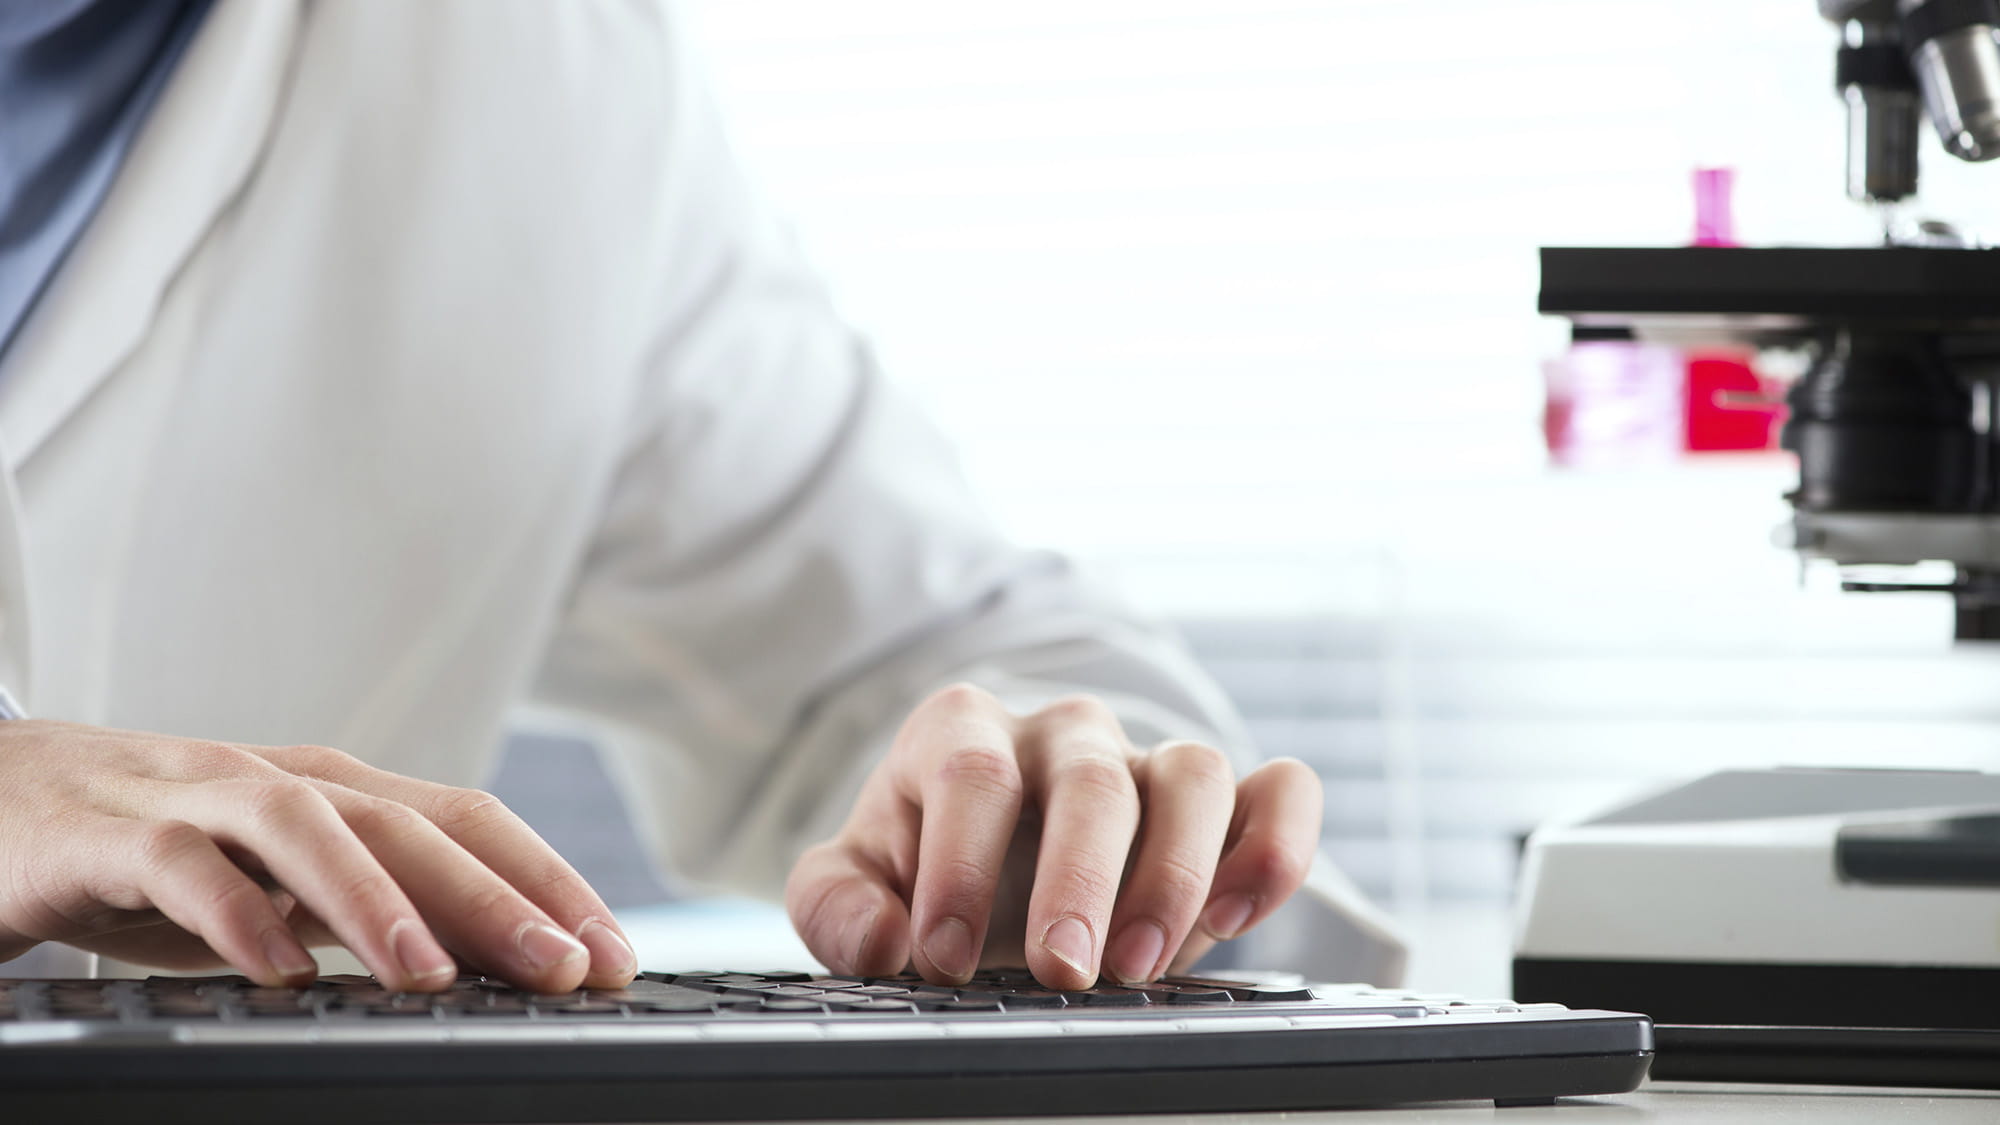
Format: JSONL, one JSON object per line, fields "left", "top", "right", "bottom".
{"left": 1, "top": 970, "right": 1652, "bottom": 1122}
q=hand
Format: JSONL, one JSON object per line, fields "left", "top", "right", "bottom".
{"left": 786, "top": 684, "right": 1322, "bottom": 990}
{"left": 0, "top": 720, "right": 637, "bottom": 992}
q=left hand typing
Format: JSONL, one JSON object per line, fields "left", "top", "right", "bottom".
{"left": 785, "top": 683, "right": 1323, "bottom": 990}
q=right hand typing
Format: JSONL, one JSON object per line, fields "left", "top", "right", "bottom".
{"left": 0, "top": 720, "right": 637, "bottom": 992}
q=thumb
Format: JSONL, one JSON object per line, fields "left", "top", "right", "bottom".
{"left": 785, "top": 839, "right": 911, "bottom": 976}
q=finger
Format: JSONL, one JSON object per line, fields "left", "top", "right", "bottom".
{"left": 158, "top": 778, "right": 461, "bottom": 992}
{"left": 1102, "top": 741, "right": 1235, "bottom": 985}
{"left": 785, "top": 839, "right": 911, "bottom": 977}
{"left": 899, "top": 684, "right": 1023, "bottom": 985}
{"left": 275, "top": 894, "right": 341, "bottom": 949}
{"left": 1170, "top": 757, "right": 1322, "bottom": 974}
{"left": 257, "top": 746, "right": 635, "bottom": 988}
{"left": 64, "top": 888, "right": 325, "bottom": 976}
{"left": 67, "top": 922, "right": 241, "bottom": 972}
{"left": 311, "top": 784, "right": 592, "bottom": 993}
{"left": 96, "top": 819, "right": 319, "bottom": 987}
{"left": 1018, "top": 696, "right": 1142, "bottom": 991}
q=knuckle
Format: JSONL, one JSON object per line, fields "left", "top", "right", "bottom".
{"left": 1041, "top": 857, "right": 1121, "bottom": 907}
{"left": 280, "top": 743, "right": 361, "bottom": 775}
{"left": 328, "top": 866, "right": 395, "bottom": 911}
{"left": 431, "top": 787, "right": 514, "bottom": 836}
{"left": 234, "top": 779, "right": 328, "bottom": 832}
{"left": 134, "top": 820, "right": 210, "bottom": 873}
{"left": 1261, "top": 756, "right": 1320, "bottom": 787}
{"left": 784, "top": 843, "right": 839, "bottom": 907}
{"left": 1037, "top": 693, "right": 1116, "bottom": 728}
{"left": 177, "top": 739, "right": 255, "bottom": 777}
{"left": 1052, "top": 755, "right": 1138, "bottom": 809}
{"left": 933, "top": 746, "right": 1022, "bottom": 800}
{"left": 461, "top": 881, "right": 527, "bottom": 922}
{"left": 193, "top": 870, "right": 269, "bottom": 922}
{"left": 795, "top": 839, "right": 843, "bottom": 871}
{"left": 789, "top": 866, "right": 869, "bottom": 935}
{"left": 514, "top": 860, "right": 589, "bottom": 903}
{"left": 1153, "top": 741, "right": 1235, "bottom": 790}
{"left": 342, "top": 794, "right": 423, "bottom": 837}
{"left": 1250, "top": 756, "right": 1323, "bottom": 799}
{"left": 926, "top": 681, "right": 997, "bottom": 716}
{"left": 786, "top": 839, "right": 884, "bottom": 925}
{"left": 1239, "top": 839, "right": 1311, "bottom": 891}
{"left": 931, "top": 853, "right": 1003, "bottom": 900}
{"left": 1143, "top": 846, "right": 1216, "bottom": 904}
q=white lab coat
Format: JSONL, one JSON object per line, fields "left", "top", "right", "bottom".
{"left": 0, "top": 1, "right": 1403, "bottom": 984}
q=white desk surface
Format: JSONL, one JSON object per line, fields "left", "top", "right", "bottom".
{"left": 851, "top": 1084, "right": 2000, "bottom": 1124}
{"left": 544, "top": 1084, "right": 2000, "bottom": 1125}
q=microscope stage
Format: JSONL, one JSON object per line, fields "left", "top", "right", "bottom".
{"left": 1540, "top": 246, "right": 2000, "bottom": 341}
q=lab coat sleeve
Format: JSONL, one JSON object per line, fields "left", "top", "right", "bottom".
{"left": 524, "top": 7, "right": 1253, "bottom": 902}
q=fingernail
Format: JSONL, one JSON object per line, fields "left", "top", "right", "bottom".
{"left": 577, "top": 920, "right": 636, "bottom": 978}
{"left": 921, "top": 916, "right": 975, "bottom": 982}
{"left": 1040, "top": 915, "right": 1095, "bottom": 980}
{"left": 389, "top": 918, "right": 457, "bottom": 983}
{"left": 517, "top": 921, "right": 589, "bottom": 971}
{"left": 1202, "top": 894, "right": 1255, "bottom": 941}
{"left": 262, "top": 929, "right": 318, "bottom": 981}
{"left": 1108, "top": 921, "right": 1165, "bottom": 987}
{"left": 837, "top": 907, "right": 880, "bottom": 975}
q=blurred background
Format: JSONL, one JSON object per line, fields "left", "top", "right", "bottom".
{"left": 489, "top": 0, "right": 2000, "bottom": 988}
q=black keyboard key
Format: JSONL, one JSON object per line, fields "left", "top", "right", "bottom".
{"left": 994, "top": 992, "right": 1068, "bottom": 1010}
{"left": 712, "top": 998, "right": 770, "bottom": 1011}
{"left": 829, "top": 998, "right": 918, "bottom": 1013}
{"left": 47, "top": 1003, "right": 121, "bottom": 1020}
{"left": 1128, "top": 981, "right": 1234, "bottom": 1002}
{"left": 1162, "top": 989, "right": 1235, "bottom": 1004}
{"left": 542, "top": 1001, "right": 628, "bottom": 1015}
{"left": 323, "top": 993, "right": 395, "bottom": 1010}
{"left": 635, "top": 996, "right": 724, "bottom": 1013}
{"left": 1073, "top": 990, "right": 1151, "bottom": 1007}
{"left": 429, "top": 993, "right": 497, "bottom": 1011}
{"left": 6, "top": 970, "right": 1347, "bottom": 1032}
{"left": 914, "top": 995, "right": 1006, "bottom": 1012}
{"left": 760, "top": 985, "right": 833, "bottom": 999}
{"left": 1176, "top": 977, "right": 1317, "bottom": 1002}
{"left": 1229, "top": 986, "right": 1317, "bottom": 1002}
{"left": 239, "top": 998, "right": 312, "bottom": 1014}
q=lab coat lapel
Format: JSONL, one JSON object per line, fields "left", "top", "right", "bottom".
{"left": 0, "top": 0, "right": 300, "bottom": 472}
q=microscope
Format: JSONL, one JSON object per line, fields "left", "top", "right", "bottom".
{"left": 1514, "top": 3, "right": 2000, "bottom": 1073}
{"left": 1544, "top": 0, "right": 2000, "bottom": 640}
